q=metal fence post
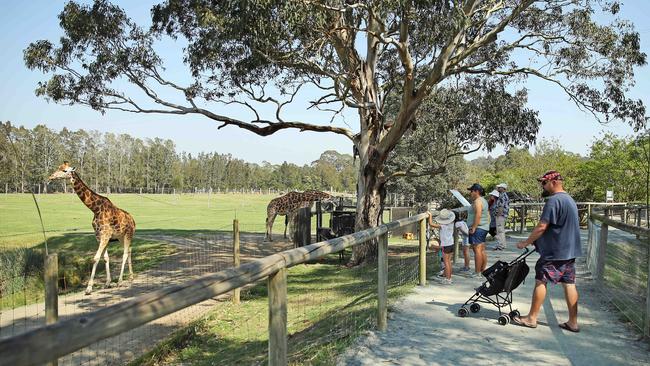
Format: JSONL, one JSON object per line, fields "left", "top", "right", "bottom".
{"left": 596, "top": 223, "right": 608, "bottom": 284}
{"left": 419, "top": 218, "right": 426, "bottom": 286}
{"left": 377, "top": 233, "right": 388, "bottom": 331}
{"left": 45, "top": 253, "right": 58, "bottom": 366}
{"left": 233, "top": 219, "right": 240, "bottom": 305}
{"left": 268, "top": 268, "right": 287, "bottom": 366}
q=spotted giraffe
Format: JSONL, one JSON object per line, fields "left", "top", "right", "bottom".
{"left": 48, "top": 162, "right": 136, "bottom": 295}
{"left": 265, "top": 190, "right": 331, "bottom": 242}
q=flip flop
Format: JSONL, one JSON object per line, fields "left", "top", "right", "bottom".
{"left": 511, "top": 316, "right": 537, "bottom": 328}
{"left": 559, "top": 322, "right": 580, "bottom": 333}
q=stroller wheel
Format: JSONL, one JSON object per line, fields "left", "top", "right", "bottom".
{"left": 458, "top": 308, "right": 469, "bottom": 317}
{"left": 470, "top": 303, "right": 480, "bottom": 313}
{"left": 498, "top": 314, "right": 510, "bottom": 326}
{"left": 509, "top": 310, "right": 520, "bottom": 319}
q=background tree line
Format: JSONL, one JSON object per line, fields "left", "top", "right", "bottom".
{"left": 0, "top": 122, "right": 357, "bottom": 193}
{"left": 463, "top": 134, "right": 649, "bottom": 203}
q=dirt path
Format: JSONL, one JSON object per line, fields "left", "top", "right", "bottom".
{"left": 0, "top": 232, "right": 293, "bottom": 366}
{"left": 339, "top": 231, "right": 650, "bottom": 366}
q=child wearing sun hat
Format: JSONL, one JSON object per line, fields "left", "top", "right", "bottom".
{"left": 427, "top": 209, "right": 456, "bottom": 285}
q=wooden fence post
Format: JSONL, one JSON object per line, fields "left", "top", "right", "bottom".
{"left": 596, "top": 223, "right": 608, "bottom": 284}
{"left": 419, "top": 218, "right": 426, "bottom": 286}
{"left": 268, "top": 268, "right": 287, "bottom": 366}
{"left": 233, "top": 219, "right": 240, "bottom": 305}
{"left": 292, "top": 207, "right": 311, "bottom": 247}
{"left": 377, "top": 233, "right": 388, "bottom": 331}
{"left": 452, "top": 227, "right": 459, "bottom": 264}
{"left": 45, "top": 253, "right": 58, "bottom": 366}
{"left": 644, "top": 237, "right": 650, "bottom": 338}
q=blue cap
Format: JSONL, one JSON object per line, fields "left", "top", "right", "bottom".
{"left": 467, "top": 183, "right": 484, "bottom": 192}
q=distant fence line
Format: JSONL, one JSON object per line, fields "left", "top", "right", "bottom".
{"left": 2, "top": 183, "right": 355, "bottom": 197}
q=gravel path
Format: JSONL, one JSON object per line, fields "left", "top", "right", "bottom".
{"left": 339, "top": 231, "right": 650, "bottom": 366}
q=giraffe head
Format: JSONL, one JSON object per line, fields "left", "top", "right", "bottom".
{"left": 48, "top": 161, "right": 76, "bottom": 181}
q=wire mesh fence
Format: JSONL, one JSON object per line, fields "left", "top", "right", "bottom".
{"left": 587, "top": 218, "right": 649, "bottom": 334}
{"left": 0, "top": 192, "right": 436, "bottom": 366}
{"left": 0, "top": 220, "right": 293, "bottom": 365}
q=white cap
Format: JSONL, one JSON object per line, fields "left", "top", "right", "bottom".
{"left": 489, "top": 190, "right": 500, "bottom": 197}
{"left": 496, "top": 183, "right": 508, "bottom": 189}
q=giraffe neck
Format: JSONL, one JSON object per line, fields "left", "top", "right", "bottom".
{"left": 70, "top": 172, "right": 103, "bottom": 213}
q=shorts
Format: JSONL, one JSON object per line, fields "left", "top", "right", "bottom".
{"left": 441, "top": 245, "right": 454, "bottom": 254}
{"left": 535, "top": 258, "right": 576, "bottom": 284}
{"left": 469, "top": 228, "right": 488, "bottom": 245}
{"left": 461, "top": 236, "right": 469, "bottom": 246}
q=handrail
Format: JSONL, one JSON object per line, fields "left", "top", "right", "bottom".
{"left": 0, "top": 213, "right": 428, "bottom": 366}
{"left": 590, "top": 213, "right": 650, "bottom": 237}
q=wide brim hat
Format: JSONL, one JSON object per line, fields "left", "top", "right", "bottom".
{"left": 434, "top": 209, "right": 456, "bottom": 225}
{"left": 489, "top": 190, "right": 499, "bottom": 197}
{"left": 496, "top": 183, "right": 508, "bottom": 189}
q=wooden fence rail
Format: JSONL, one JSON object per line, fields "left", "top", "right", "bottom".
{"left": 587, "top": 213, "right": 650, "bottom": 338}
{"left": 0, "top": 213, "right": 428, "bottom": 366}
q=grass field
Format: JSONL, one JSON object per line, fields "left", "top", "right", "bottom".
{"left": 0, "top": 193, "right": 277, "bottom": 307}
{"left": 0, "top": 192, "right": 276, "bottom": 250}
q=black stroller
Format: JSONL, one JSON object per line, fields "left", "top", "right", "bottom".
{"left": 458, "top": 247, "right": 535, "bottom": 325}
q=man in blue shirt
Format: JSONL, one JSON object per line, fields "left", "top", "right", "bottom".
{"left": 513, "top": 170, "right": 581, "bottom": 333}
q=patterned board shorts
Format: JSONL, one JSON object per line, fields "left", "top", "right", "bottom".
{"left": 535, "top": 258, "right": 576, "bottom": 284}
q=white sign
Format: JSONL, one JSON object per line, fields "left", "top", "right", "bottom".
{"left": 606, "top": 190, "right": 614, "bottom": 202}
{"left": 450, "top": 189, "right": 471, "bottom": 207}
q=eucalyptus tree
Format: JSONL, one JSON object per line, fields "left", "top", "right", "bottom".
{"left": 385, "top": 78, "right": 539, "bottom": 203}
{"left": 25, "top": 0, "right": 647, "bottom": 264}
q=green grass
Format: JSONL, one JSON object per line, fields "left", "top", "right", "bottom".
{"left": 0, "top": 193, "right": 276, "bottom": 250}
{"left": 130, "top": 252, "right": 433, "bottom": 366}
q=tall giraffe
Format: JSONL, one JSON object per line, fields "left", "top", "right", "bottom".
{"left": 265, "top": 190, "right": 331, "bottom": 241}
{"left": 48, "top": 162, "right": 136, "bottom": 295}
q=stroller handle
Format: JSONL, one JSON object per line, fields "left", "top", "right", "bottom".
{"left": 511, "top": 245, "right": 537, "bottom": 264}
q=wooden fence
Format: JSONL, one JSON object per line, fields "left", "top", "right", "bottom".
{"left": 0, "top": 213, "right": 429, "bottom": 366}
{"left": 508, "top": 202, "right": 633, "bottom": 232}
{"left": 586, "top": 212, "right": 650, "bottom": 337}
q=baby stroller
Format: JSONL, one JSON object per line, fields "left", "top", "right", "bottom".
{"left": 458, "top": 247, "right": 535, "bottom": 325}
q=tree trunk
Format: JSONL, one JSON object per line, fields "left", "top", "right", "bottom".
{"left": 349, "top": 136, "right": 388, "bottom": 266}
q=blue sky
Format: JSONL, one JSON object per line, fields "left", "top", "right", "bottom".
{"left": 0, "top": 1, "right": 648, "bottom": 165}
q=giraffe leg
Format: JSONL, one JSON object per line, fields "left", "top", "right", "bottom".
{"left": 117, "top": 236, "right": 132, "bottom": 286}
{"left": 86, "top": 239, "right": 109, "bottom": 295}
{"left": 266, "top": 214, "right": 277, "bottom": 242}
{"left": 127, "top": 244, "right": 133, "bottom": 282}
{"left": 284, "top": 215, "right": 289, "bottom": 239}
{"left": 103, "top": 247, "right": 112, "bottom": 288}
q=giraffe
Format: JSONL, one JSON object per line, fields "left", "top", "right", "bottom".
{"left": 48, "top": 162, "right": 136, "bottom": 295}
{"left": 265, "top": 190, "right": 331, "bottom": 242}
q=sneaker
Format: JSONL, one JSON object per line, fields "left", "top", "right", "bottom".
{"left": 437, "top": 269, "right": 445, "bottom": 277}
{"left": 459, "top": 267, "right": 471, "bottom": 273}
{"left": 437, "top": 278, "right": 453, "bottom": 285}
{"left": 470, "top": 272, "right": 482, "bottom": 278}
{"left": 493, "top": 245, "right": 504, "bottom": 251}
